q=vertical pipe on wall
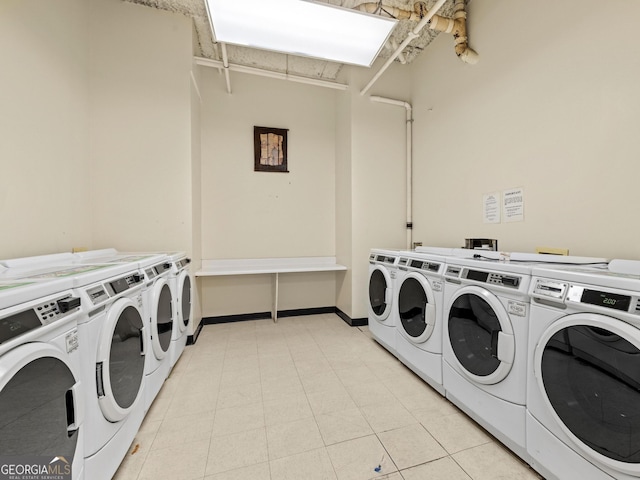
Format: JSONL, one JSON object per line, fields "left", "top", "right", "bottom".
{"left": 370, "top": 96, "right": 413, "bottom": 249}
{"left": 220, "top": 42, "right": 232, "bottom": 94}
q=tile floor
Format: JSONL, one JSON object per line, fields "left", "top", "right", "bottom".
{"left": 113, "top": 314, "right": 542, "bottom": 480}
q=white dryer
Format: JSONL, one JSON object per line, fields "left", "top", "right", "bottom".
{"left": 163, "top": 252, "right": 191, "bottom": 369}
{"left": 0, "top": 278, "right": 84, "bottom": 480}
{"left": 442, "top": 256, "right": 532, "bottom": 461}
{"left": 394, "top": 251, "right": 446, "bottom": 394}
{"left": 367, "top": 249, "right": 401, "bottom": 356}
{"left": 140, "top": 259, "right": 174, "bottom": 410}
{"left": 527, "top": 260, "right": 640, "bottom": 480}
{"left": 72, "top": 249, "right": 172, "bottom": 411}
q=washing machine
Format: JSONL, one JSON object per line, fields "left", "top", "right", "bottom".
{"left": 163, "top": 252, "right": 191, "bottom": 369}
{"left": 394, "top": 250, "right": 447, "bottom": 394}
{"left": 72, "top": 249, "right": 173, "bottom": 411}
{"left": 442, "top": 256, "right": 533, "bottom": 461}
{"left": 139, "top": 258, "right": 174, "bottom": 410}
{"left": 527, "top": 259, "right": 640, "bottom": 480}
{"left": 1, "top": 258, "right": 148, "bottom": 480}
{"left": 0, "top": 278, "right": 84, "bottom": 480}
{"left": 368, "top": 249, "right": 401, "bottom": 356}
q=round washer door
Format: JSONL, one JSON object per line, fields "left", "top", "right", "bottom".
{"left": 151, "top": 278, "right": 174, "bottom": 360}
{"left": 534, "top": 313, "right": 640, "bottom": 476}
{"left": 96, "top": 297, "right": 146, "bottom": 422}
{"left": 177, "top": 270, "right": 191, "bottom": 333}
{"left": 369, "top": 266, "right": 393, "bottom": 322}
{"left": 397, "top": 272, "right": 437, "bottom": 344}
{"left": 0, "top": 343, "right": 82, "bottom": 459}
{"left": 446, "top": 285, "right": 515, "bottom": 384}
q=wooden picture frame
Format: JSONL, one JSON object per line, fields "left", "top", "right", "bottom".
{"left": 254, "top": 126, "right": 289, "bottom": 173}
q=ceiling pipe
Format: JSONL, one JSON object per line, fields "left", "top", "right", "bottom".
{"left": 428, "top": 0, "right": 479, "bottom": 64}
{"left": 370, "top": 96, "right": 414, "bottom": 250}
{"left": 220, "top": 42, "right": 232, "bottom": 94}
{"left": 360, "top": 0, "right": 447, "bottom": 96}
{"left": 194, "top": 57, "right": 349, "bottom": 91}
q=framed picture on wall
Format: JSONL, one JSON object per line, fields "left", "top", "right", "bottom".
{"left": 254, "top": 126, "right": 289, "bottom": 172}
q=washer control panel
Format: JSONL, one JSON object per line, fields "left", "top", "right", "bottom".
{"left": 398, "top": 257, "right": 443, "bottom": 274}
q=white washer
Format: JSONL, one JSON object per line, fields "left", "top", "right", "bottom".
{"left": 74, "top": 268, "right": 147, "bottom": 480}
{"left": 368, "top": 249, "right": 401, "bottom": 355}
{"left": 163, "top": 252, "right": 191, "bottom": 369}
{"left": 1, "top": 259, "right": 147, "bottom": 480}
{"left": 0, "top": 278, "right": 84, "bottom": 480}
{"left": 527, "top": 260, "right": 640, "bottom": 480}
{"left": 139, "top": 259, "right": 174, "bottom": 410}
{"left": 72, "top": 249, "right": 172, "bottom": 411}
{"left": 442, "top": 256, "right": 533, "bottom": 461}
{"left": 394, "top": 251, "right": 447, "bottom": 394}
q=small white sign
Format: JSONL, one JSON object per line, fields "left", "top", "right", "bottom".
{"left": 66, "top": 329, "right": 79, "bottom": 353}
{"left": 508, "top": 300, "right": 527, "bottom": 317}
{"left": 503, "top": 188, "right": 524, "bottom": 223}
{"left": 483, "top": 192, "right": 501, "bottom": 224}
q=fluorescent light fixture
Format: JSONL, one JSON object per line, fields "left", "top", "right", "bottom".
{"left": 204, "top": 0, "right": 397, "bottom": 67}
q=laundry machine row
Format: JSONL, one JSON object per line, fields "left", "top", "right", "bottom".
{"left": 0, "top": 248, "right": 192, "bottom": 480}
{"left": 368, "top": 246, "right": 624, "bottom": 480}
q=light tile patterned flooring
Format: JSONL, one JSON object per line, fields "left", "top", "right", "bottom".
{"left": 113, "top": 314, "right": 542, "bottom": 480}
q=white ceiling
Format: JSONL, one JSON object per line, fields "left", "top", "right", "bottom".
{"left": 124, "top": 0, "right": 458, "bottom": 81}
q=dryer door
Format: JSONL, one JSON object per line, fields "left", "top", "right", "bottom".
{"left": 177, "top": 270, "right": 191, "bottom": 333}
{"left": 534, "top": 313, "right": 640, "bottom": 476}
{"left": 397, "top": 272, "right": 437, "bottom": 344}
{"left": 368, "top": 266, "right": 393, "bottom": 322}
{"left": 96, "top": 297, "right": 145, "bottom": 422}
{"left": 151, "top": 278, "right": 174, "bottom": 359}
{"left": 446, "top": 285, "right": 515, "bottom": 384}
{"left": 0, "top": 343, "right": 82, "bottom": 460}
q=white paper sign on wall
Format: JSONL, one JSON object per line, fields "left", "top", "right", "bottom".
{"left": 503, "top": 187, "right": 524, "bottom": 222}
{"left": 483, "top": 192, "right": 501, "bottom": 224}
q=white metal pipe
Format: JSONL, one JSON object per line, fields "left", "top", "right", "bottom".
{"left": 220, "top": 43, "right": 232, "bottom": 94}
{"left": 360, "top": 0, "right": 447, "bottom": 96}
{"left": 194, "top": 56, "right": 349, "bottom": 91}
{"left": 370, "top": 96, "right": 413, "bottom": 250}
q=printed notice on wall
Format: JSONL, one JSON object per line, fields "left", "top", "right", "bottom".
{"left": 503, "top": 187, "right": 524, "bottom": 222}
{"left": 483, "top": 192, "right": 501, "bottom": 224}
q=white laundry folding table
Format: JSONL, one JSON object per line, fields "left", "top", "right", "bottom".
{"left": 196, "top": 257, "right": 347, "bottom": 322}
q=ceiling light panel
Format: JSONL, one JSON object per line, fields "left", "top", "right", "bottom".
{"left": 205, "top": 0, "right": 397, "bottom": 67}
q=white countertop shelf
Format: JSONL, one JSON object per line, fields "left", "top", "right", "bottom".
{"left": 196, "top": 257, "right": 347, "bottom": 277}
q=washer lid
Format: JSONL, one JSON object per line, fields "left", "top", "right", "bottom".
{"left": 446, "top": 286, "right": 515, "bottom": 384}
{"left": 151, "top": 279, "right": 174, "bottom": 359}
{"left": 369, "top": 266, "right": 393, "bottom": 321}
{"left": 96, "top": 297, "right": 146, "bottom": 421}
{"left": 178, "top": 272, "right": 191, "bottom": 332}
{"left": 397, "top": 272, "right": 437, "bottom": 344}
{"left": 0, "top": 343, "right": 82, "bottom": 458}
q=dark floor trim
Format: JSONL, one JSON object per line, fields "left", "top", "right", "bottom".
{"left": 335, "top": 308, "right": 368, "bottom": 327}
{"left": 200, "top": 306, "right": 365, "bottom": 327}
{"left": 204, "top": 311, "right": 272, "bottom": 324}
{"left": 187, "top": 320, "right": 204, "bottom": 345}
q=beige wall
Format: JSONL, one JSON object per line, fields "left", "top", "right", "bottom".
{"left": 199, "top": 69, "right": 339, "bottom": 317}
{"left": 0, "top": 0, "right": 92, "bottom": 258}
{"left": 88, "top": 0, "right": 193, "bottom": 253}
{"left": 411, "top": 0, "right": 640, "bottom": 259}
{"left": 335, "top": 61, "right": 411, "bottom": 319}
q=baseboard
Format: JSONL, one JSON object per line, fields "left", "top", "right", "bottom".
{"left": 335, "top": 308, "right": 368, "bottom": 327}
{"left": 186, "top": 320, "right": 204, "bottom": 345}
{"left": 200, "top": 306, "right": 366, "bottom": 327}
